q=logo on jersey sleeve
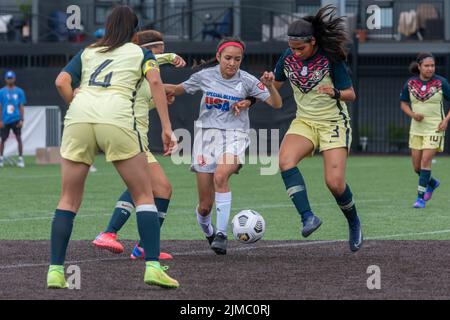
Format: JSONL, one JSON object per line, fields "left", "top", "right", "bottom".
{"left": 143, "top": 59, "right": 160, "bottom": 74}
{"left": 257, "top": 82, "right": 266, "bottom": 91}
{"left": 284, "top": 53, "right": 330, "bottom": 93}
{"left": 408, "top": 78, "right": 442, "bottom": 102}
{"left": 204, "top": 92, "right": 242, "bottom": 112}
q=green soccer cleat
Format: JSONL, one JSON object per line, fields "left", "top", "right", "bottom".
{"left": 47, "top": 265, "right": 69, "bottom": 289}
{"left": 144, "top": 261, "right": 179, "bottom": 289}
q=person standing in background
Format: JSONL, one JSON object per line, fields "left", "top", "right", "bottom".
{"left": 0, "top": 70, "right": 26, "bottom": 168}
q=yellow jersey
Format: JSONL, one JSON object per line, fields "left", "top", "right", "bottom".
{"left": 62, "top": 42, "right": 159, "bottom": 129}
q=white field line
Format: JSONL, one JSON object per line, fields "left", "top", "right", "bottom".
{"left": 1, "top": 228, "right": 450, "bottom": 270}
{"left": 0, "top": 199, "right": 388, "bottom": 223}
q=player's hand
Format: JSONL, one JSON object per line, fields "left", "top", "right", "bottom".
{"left": 438, "top": 119, "right": 449, "bottom": 131}
{"left": 0, "top": 121, "right": 3, "bottom": 129}
{"left": 162, "top": 129, "right": 178, "bottom": 156}
{"left": 260, "top": 71, "right": 275, "bottom": 87}
{"left": 172, "top": 55, "right": 186, "bottom": 68}
{"left": 317, "top": 85, "right": 335, "bottom": 97}
{"left": 17, "top": 120, "right": 23, "bottom": 128}
{"left": 413, "top": 113, "right": 424, "bottom": 122}
{"left": 167, "top": 94, "right": 176, "bottom": 105}
{"left": 231, "top": 99, "right": 252, "bottom": 116}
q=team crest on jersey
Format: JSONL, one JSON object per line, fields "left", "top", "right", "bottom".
{"left": 408, "top": 78, "right": 442, "bottom": 102}
{"left": 257, "top": 82, "right": 266, "bottom": 91}
{"left": 284, "top": 53, "right": 330, "bottom": 93}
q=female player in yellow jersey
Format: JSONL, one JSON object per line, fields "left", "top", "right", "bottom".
{"left": 48, "top": 7, "right": 179, "bottom": 289}
{"left": 273, "top": 5, "right": 362, "bottom": 252}
{"left": 400, "top": 53, "right": 450, "bottom": 208}
{"left": 93, "top": 30, "right": 186, "bottom": 260}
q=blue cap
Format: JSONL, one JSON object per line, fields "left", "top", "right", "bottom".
{"left": 5, "top": 71, "right": 16, "bottom": 79}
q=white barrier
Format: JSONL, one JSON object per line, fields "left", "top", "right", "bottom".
{"left": 3, "top": 106, "right": 61, "bottom": 157}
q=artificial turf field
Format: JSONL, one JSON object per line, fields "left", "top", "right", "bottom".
{"left": 1, "top": 155, "right": 450, "bottom": 300}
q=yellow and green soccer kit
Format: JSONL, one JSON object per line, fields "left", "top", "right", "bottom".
{"left": 134, "top": 53, "right": 177, "bottom": 164}
{"left": 274, "top": 48, "right": 353, "bottom": 153}
{"left": 400, "top": 75, "right": 450, "bottom": 152}
{"left": 60, "top": 43, "right": 159, "bottom": 164}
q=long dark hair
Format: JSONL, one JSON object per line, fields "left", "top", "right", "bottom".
{"left": 192, "top": 37, "right": 246, "bottom": 70}
{"left": 300, "top": 5, "right": 350, "bottom": 62}
{"left": 409, "top": 52, "right": 435, "bottom": 75}
{"left": 91, "top": 6, "right": 139, "bottom": 53}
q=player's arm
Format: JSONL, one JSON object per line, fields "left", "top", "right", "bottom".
{"left": 260, "top": 71, "right": 282, "bottom": 109}
{"left": 318, "top": 60, "right": 356, "bottom": 102}
{"left": 55, "top": 72, "right": 75, "bottom": 104}
{"left": 164, "top": 84, "right": 185, "bottom": 97}
{"left": 438, "top": 78, "right": 450, "bottom": 131}
{"left": 18, "top": 104, "right": 25, "bottom": 128}
{"left": 143, "top": 54, "right": 175, "bottom": 155}
{"left": 55, "top": 50, "right": 83, "bottom": 104}
{"left": 155, "top": 53, "right": 186, "bottom": 68}
{"left": 0, "top": 103, "right": 3, "bottom": 129}
{"left": 400, "top": 82, "right": 423, "bottom": 121}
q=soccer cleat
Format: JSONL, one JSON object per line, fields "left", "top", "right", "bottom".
{"left": 210, "top": 232, "right": 227, "bottom": 255}
{"left": 144, "top": 261, "right": 179, "bottom": 288}
{"left": 413, "top": 198, "right": 426, "bottom": 209}
{"left": 424, "top": 180, "right": 440, "bottom": 201}
{"left": 17, "top": 158, "right": 25, "bottom": 168}
{"left": 301, "top": 215, "right": 322, "bottom": 238}
{"left": 206, "top": 224, "right": 217, "bottom": 246}
{"left": 348, "top": 221, "right": 363, "bottom": 252}
{"left": 47, "top": 265, "right": 68, "bottom": 289}
{"left": 92, "top": 232, "right": 124, "bottom": 253}
{"left": 130, "top": 244, "right": 173, "bottom": 260}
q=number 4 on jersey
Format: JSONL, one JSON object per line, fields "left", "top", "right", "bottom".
{"left": 89, "top": 59, "right": 113, "bottom": 88}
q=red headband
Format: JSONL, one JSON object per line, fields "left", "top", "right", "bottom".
{"left": 217, "top": 42, "right": 244, "bottom": 54}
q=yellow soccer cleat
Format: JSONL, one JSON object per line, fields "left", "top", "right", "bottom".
{"left": 144, "top": 261, "right": 179, "bottom": 289}
{"left": 47, "top": 265, "right": 69, "bottom": 289}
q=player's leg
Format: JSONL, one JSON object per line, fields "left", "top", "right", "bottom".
{"left": 132, "top": 161, "right": 173, "bottom": 260}
{"left": 196, "top": 172, "right": 216, "bottom": 247}
{"left": 279, "top": 121, "right": 321, "bottom": 238}
{"left": 48, "top": 159, "right": 90, "bottom": 289}
{"left": 98, "top": 124, "right": 178, "bottom": 288}
{"left": 322, "top": 147, "right": 362, "bottom": 252}
{"left": 415, "top": 148, "right": 438, "bottom": 207}
{"left": 0, "top": 126, "right": 10, "bottom": 167}
{"left": 48, "top": 123, "right": 95, "bottom": 289}
{"left": 13, "top": 122, "right": 24, "bottom": 167}
{"left": 210, "top": 154, "right": 241, "bottom": 255}
{"left": 421, "top": 136, "right": 442, "bottom": 202}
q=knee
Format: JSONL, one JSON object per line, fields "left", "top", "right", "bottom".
{"left": 213, "top": 172, "right": 229, "bottom": 189}
{"left": 279, "top": 156, "right": 298, "bottom": 172}
{"left": 155, "top": 180, "right": 172, "bottom": 199}
{"left": 420, "top": 157, "right": 433, "bottom": 168}
{"left": 197, "top": 203, "right": 213, "bottom": 216}
{"left": 325, "top": 177, "right": 346, "bottom": 196}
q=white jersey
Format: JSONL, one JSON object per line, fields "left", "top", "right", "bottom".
{"left": 182, "top": 65, "right": 270, "bottom": 132}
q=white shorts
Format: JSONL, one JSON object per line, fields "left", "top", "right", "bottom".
{"left": 191, "top": 128, "right": 250, "bottom": 173}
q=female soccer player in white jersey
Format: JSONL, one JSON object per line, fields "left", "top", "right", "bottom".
{"left": 400, "top": 52, "right": 450, "bottom": 208}
{"left": 50, "top": 7, "right": 179, "bottom": 289}
{"left": 93, "top": 29, "right": 186, "bottom": 260}
{"left": 273, "top": 5, "right": 362, "bottom": 252}
{"left": 165, "top": 37, "right": 282, "bottom": 255}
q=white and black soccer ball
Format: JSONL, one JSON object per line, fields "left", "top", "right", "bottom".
{"left": 231, "top": 210, "right": 266, "bottom": 244}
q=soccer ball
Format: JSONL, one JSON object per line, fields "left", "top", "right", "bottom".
{"left": 231, "top": 210, "right": 265, "bottom": 244}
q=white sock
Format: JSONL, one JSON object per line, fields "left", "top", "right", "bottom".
{"left": 215, "top": 192, "right": 232, "bottom": 236}
{"left": 196, "top": 207, "right": 213, "bottom": 237}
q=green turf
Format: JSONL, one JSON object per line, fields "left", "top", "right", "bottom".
{"left": 1, "top": 155, "right": 450, "bottom": 240}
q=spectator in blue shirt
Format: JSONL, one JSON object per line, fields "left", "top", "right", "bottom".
{"left": 0, "top": 70, "right": 26, "bottom": 168}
